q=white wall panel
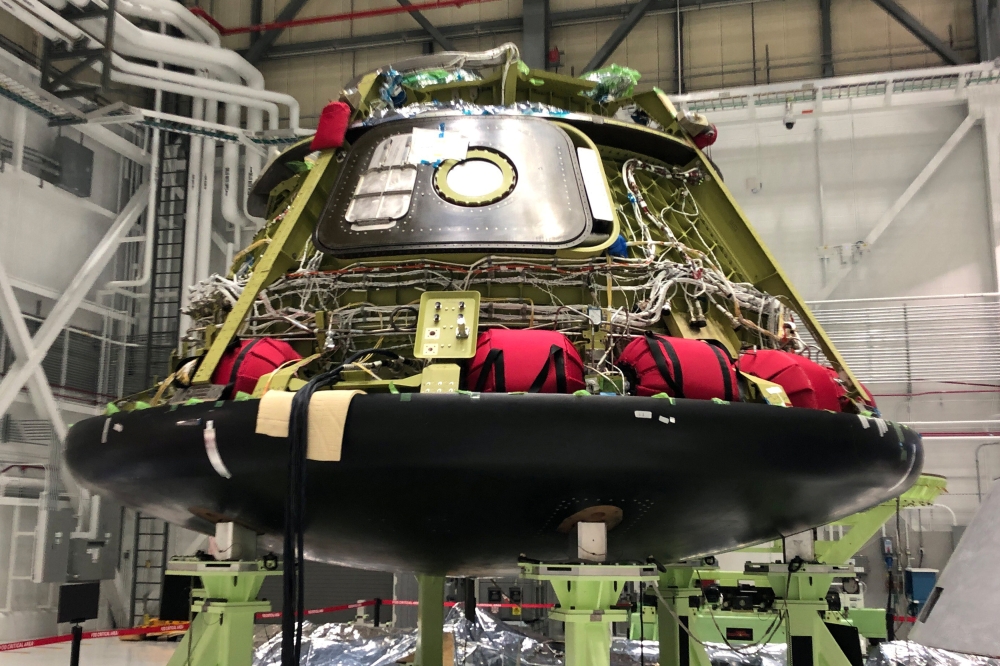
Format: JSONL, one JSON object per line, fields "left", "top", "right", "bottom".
{"left": 0, "top": 98, "right": 127, "bottom": 307}
{"left": 707, "top": 104, "right": 992, "bottom": 301}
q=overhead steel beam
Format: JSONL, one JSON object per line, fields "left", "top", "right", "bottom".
{"left": 584, "top": 0, "right": 654, "bottom": 72}
{"left": 245, "top": 0, "right": 313, "bottom": 65}
{"left": 818, "top": 114, "right": 977, "bottom": 299}
{"left": 522, "top": 0, "right": 549, "bottom": 70}
{"left": 0, "top": 184, "right": 149, "bottom": 420}
{"left": 820, "top": 0, "right": 834, "bottom": 77}
{"left": 259, "top": 0, "right": 758, "bottom": 60}
{"left": 396, "top": 0, "right": 457, "bottom": 52}
{"left": 869, "top": 0, "right": 963, "bottom": 65}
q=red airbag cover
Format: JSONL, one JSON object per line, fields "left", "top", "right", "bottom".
{"left": 617, "top": 335, "right": 739, "bottom": 401}
{"left": 466, "top": 329, "right": 585, "bottom": 393}
{"left": 310, "top": 101, "right": 351, "bottom": 151}
{"left": 211, "top": 338, "right": 301, "bottom": 396}
{"left": 739, "top": 349, "right": 845, "bottom": 411}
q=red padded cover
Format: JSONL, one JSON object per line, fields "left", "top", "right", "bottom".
{"left": 310, "top": 101, "right": 350, "bottom": 151}
{"left": 617, "top": 334, "right": 739, "bottom": 401}
{"left": 738, "top": 349, "right": 845, "bottom": 411}
{"left": 466, "top": 329, "right": 585, "bottom": 393}
{"left": 211, "top": 338, "right": 301, "bottom": 396}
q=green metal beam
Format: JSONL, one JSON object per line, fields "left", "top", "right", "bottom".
{"left": 192, "top": 148, "right": 341, "bottom": 384}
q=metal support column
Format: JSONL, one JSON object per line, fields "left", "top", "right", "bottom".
{"left": 415, "top": 574, "right": 445, "bottom": 666}
{"left": 820, "top": 0, "right": 834, "bottom": 77}
{"left": 975, "top": 0, "right": 1000, "bottom": 63}
{"left": 522, "top": 0, "right": 550, "bottom": 70}
{"left": 675, "top": 1, "right": 684, "bottom": 94}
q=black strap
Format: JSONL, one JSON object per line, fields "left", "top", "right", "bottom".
{"left": 645, "top": 333, "right": 684, "bottom": 398}
{"left": 703, "top": 338, "right": 736, "bottom": 362}
{"left": 528, "top": 345, "right": 567, "bottom": 393}
{"left": 229, "top": 338, "right": 262, "bottom": 386}
{"left": 706, "top": 343, "right": 735, "bottom": 402}
{"left": 474, "top": 348, "right": 506, "bottom": 393}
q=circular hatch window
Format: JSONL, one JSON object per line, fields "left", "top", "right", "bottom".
{"left": 434, "top": 148, "right": 517, "bottom": 206}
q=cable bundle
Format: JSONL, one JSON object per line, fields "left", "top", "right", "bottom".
{"left": 280, "top": 348, "right": 408, "bottom": 666}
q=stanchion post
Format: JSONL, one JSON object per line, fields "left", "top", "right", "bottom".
{"left": 68, "top": 624, "right": 82, "bottom": 666}
{"left": 464, "top": 578, "right": 477, "bottom": 623}
{"left": 374, "top": 598, "right": 382, "bottom": 627}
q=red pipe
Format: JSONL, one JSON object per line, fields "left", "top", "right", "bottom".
{"left": 190, "top": 0, "right": 500, "bottom": 36}
{"left": 0, "top": 464, "right": 45, "bottom": 475}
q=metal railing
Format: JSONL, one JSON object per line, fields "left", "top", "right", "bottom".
{"left": 806, "top": 294, "right": 1000, "bottom": 385}
{"left": 672, "top": 61, "right": 1000, "bottom": 117}
{"left": 0, "top": 312, "right": 140, "bottom": 407}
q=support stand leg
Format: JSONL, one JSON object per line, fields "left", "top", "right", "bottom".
{"left": 564, "top": 621, "right": 612, "bottom": 666}
{"left": 522, "top": 563, "right": 658, "bottom": 666}
{"left": 416, "top": 574, "right": 445, "bottom": 666}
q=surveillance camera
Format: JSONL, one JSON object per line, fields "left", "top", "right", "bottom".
{"left": 783, "top": 100, "right": 795, "bottom": 130}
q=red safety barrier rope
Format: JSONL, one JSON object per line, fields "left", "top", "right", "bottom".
{"left": 894, "top": 615, "right": 918, "bottom": 623}
{"left": 0, "top": 598, "right": 559, "bottom": 652}
{"left": 0, "top": 624, "right": 190, "bottom": 653}
{"left": 256, "top": 599, "right": 378, "bottom": 620}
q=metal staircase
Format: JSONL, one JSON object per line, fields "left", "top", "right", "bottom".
{"left": 130, "top": 512, "right": 170, "bottom": 626}
{"left": 142, "top": 132, "right": 190, "bottom": 387}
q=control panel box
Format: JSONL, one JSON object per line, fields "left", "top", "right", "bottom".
{"left": 413, "top": 291, "right": 480, "bottom": 359}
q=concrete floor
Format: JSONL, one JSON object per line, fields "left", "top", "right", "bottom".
{"left": 4, "top": 638, "right": 177, "bottom": 665}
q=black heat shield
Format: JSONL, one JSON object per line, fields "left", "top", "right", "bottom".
{"left": 64, "top": 393, "right": 922, "bottom": 576}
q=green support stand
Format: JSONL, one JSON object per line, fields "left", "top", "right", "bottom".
{"left": 522, "top": 563, "right": 658, "bottom": 666}
{"left": 415, "top": 574, "right": 446, "bottom": 666}
{"left": 165, "top": 559, "right": 281, "bottom": 666}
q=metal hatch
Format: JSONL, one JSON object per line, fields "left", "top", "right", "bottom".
{"left": 313, "top": 115, "right": 593, "bottom": 257}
